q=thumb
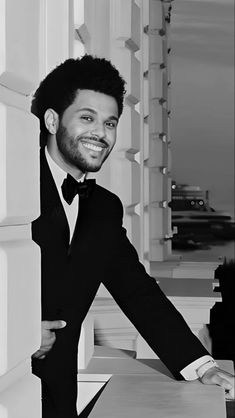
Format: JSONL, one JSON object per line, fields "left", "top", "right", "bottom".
{"left": 44, "top": 320, "right": 67, "bottom": 330}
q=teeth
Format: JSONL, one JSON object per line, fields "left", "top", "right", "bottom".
{"left": 83, "top": 143, "right": 103, "bottom": 152}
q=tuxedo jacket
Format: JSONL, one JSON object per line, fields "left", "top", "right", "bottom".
{"left": 32, "top": 148, "right": 209, "bottom": 417}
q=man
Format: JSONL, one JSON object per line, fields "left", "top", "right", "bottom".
{"left": 31, "top": 55, "right": 234, "bottom": 418}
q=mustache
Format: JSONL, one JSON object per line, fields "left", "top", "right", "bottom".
{"left": 79, "top": 135, "right": 109, "bottom": 147}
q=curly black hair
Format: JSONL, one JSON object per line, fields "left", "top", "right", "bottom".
{"left": 31, "top": 54, "right": 126, "bottom": 145}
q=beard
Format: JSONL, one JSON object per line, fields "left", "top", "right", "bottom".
{"left": 56, "top": 124, "right": 111, "bottom": 173}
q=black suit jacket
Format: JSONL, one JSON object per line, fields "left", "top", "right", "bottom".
{"left": 32, "top": 148, "right": 209, "bottom": 417}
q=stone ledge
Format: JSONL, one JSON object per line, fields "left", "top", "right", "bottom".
{"left": 150, "top": 259, "right": 221, "bottom": 279}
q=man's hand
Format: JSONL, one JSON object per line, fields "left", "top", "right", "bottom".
{"left": 200, "top": 366, "right": 234, "bottom": 399}
{"left": 32, "top": 320, "right": 66, "bottom": 360}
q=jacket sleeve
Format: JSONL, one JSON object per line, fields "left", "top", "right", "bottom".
{"left": 102, "top": 195, "right": 209, "bottom": 379}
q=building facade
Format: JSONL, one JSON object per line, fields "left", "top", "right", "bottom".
{"left": 0, "top": 1, "right": 218, "bottom": 416}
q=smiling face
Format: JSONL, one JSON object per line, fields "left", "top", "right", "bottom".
{"left": 47, "top": 89, "right": 119, "bottom": 178}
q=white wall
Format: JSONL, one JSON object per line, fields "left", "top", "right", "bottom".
{"left": 0, "top": 1, "right": 42, "bottom": 416}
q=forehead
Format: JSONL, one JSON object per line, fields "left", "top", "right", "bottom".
{"left": 69, "top": 89, "right": 119, "bottom": 117}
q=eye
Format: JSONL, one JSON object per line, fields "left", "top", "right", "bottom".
{"left": 105, "top": 121, "right": 117, "bottom": 129}
{"left": 80, "top": 115, "right": 94, "bottom": 122}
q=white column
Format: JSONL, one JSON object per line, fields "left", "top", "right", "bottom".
{"left": 147, "top": 0, "right": 173, "bottom": 264}
{"left": 0, "top": 0, "right": 41, "bottom": 416}
{"left": 39, "top": 0, "right": 71, "bottom": 77}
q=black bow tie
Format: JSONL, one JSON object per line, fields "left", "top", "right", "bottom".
{"left": 61, "top": 174, "right": 95, "bottom": 204}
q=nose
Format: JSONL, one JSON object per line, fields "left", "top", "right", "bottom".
{"left": 91, "top": 122, "right": 106, "bottom": 139}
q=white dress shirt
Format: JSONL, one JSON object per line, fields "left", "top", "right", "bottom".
{"left": 45, "top": 147, "right": 215, "bottom": 380}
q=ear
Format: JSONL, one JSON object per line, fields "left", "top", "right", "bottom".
{"left": 44, "top": 109, "right": 59, "bottom": 135}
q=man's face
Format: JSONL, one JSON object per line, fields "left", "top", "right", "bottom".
{"left": 56, "top": 89, "right": 119, "bottom": 173}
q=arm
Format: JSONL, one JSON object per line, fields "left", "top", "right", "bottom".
{"left": 102, "top": 196, "right": 234, "bottom": 397}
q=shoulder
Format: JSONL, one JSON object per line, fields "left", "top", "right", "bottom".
{"left": 93, "top": 183, "right": 124, "bottom": 216}
{"left": 94, "top": 183, "right": 120, "bottom": 200}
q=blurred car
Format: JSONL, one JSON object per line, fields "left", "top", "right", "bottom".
{"left": 170, "top": 183, "right": 235, "bottom": 243}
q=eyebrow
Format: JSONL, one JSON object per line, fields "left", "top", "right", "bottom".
{"left": 77, "top": 107, "right": 119, "bottom": 122}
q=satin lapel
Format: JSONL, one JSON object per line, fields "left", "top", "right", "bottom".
{"left": 40, "top": 147, "right": 70, "bottom": 245}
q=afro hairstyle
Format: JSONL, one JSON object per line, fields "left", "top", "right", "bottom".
{"left": 31, "top": 54, "right": 126, "bottom": 145}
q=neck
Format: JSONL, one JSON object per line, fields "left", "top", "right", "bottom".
{"left": 46, "top": 135, "right": 85, "bottom": 180}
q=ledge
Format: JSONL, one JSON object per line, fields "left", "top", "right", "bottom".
{"left": 156, "top": 277, "right": 220, "bottom": 298}
{"left": 150, "top": 259, "right": 221, "bottom": 279}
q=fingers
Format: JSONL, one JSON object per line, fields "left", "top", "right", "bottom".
{"left": 32, "top": 346, "right": 52, "bottom": 359}
{"left": 32, "top": 320, "right": 67, "bottom": 360}
{"left": 216, "top": 378, "right": 234, "bottom": 399}
{"left": 42, "top": 320, "right": 67, "bottom": 330}
{"left": 32, "top": 335, "right": 56, "bottom": 359}
{"left": 218, "top": 377, "right": 234, "bottom": 399}
{"left": 201, "top": 368, "right": 235, "bottom": 399}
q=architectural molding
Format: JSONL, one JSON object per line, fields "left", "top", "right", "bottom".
{"left": 91, "top": 290, "right": 219, "bottom": 357}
